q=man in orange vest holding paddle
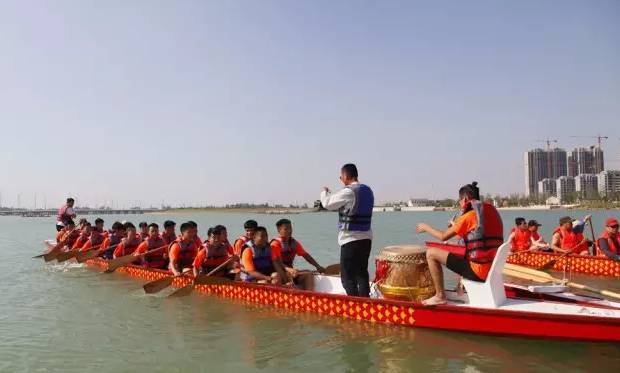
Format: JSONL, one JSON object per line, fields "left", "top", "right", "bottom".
{"left": 507, "top": 217, "right": 531, "bottom": 253}
{"left": 416, "top": 182, "right": 504, "bottom": 306}
{"left": 169, "top": 223, "right": 199, "bottom": 276}
{"left": 595, "top": 218, "right": 620, "bottom": 259}
{"left": 551, "top": 216, "right": 590, "bottom": 255}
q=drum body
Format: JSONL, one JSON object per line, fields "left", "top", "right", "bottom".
{"left": 374, "top": 245, "right": 434, "bottom": 302}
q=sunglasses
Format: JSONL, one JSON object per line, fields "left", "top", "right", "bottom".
{"left": 609, "top": 225, "right": 619, "bottom": 229}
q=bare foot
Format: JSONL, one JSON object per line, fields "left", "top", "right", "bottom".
{"left": 422, "top": 295, "right": 447, "bottom": 306}
{"left": 455, "top": 282, "right": 465, "bottom": 296}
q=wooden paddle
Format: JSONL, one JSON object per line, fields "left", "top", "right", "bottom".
{"left": 43, "top": 243, "right": 66, "bottom": 262}
{"left": 143, "top": 268, "right": 192, "bottom": 294}
{"left": 56, "top": 249, "right": 80, "bottom": 263}
{"left": 104, "top": 245, "right": 167, "bottom": 273}
{"left": 504, "top": 263, "right": 620, "bottom": 300}
{"left": 76, "top": 244, "right": 117, "bottom": 263}
{"left": 323, "top": 263, "right": 340, "bottom": 275}
{"left": 168, "top": 257, "right": 235, "bottom": 298}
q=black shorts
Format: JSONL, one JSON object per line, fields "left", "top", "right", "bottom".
{"left": 446, "top": 253, "right": 484, "bottom": 282}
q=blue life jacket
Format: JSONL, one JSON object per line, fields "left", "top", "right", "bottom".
{"left": 338, "top": 183, "right": 374, "bottom": 232}
{"left": 240, "top": 241, "right": 274, "bottom": 281}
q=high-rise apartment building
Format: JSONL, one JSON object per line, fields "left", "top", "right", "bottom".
{"left": 537, "top": 178, "right": 557, "bottom": 198}
{"left": 574, "top": 174, "right": 599, "bottom": 200}
{"left": 598, "top": 170, "right": 620, "bottom": 197}
{"left": 524, "top": 148, "right": 568, "bottom": 196}
{"left": 556, "top": 176, "right": 576, "bottom": 202}
{"left": 568, "top": 147, "right": 604, "bottom": 176}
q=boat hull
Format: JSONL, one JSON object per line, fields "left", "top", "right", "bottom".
{"left": 85, "top": 258, "right": 620, "bottom": 342}
{"left": 425, "top": 241, "right": 620, "bottom": 278}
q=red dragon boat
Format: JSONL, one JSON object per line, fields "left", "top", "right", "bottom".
{"left": 425, "top": 241, "right": 620, "bottom": 278}
{"left": 50, "top": 241, "right": 620, "bottom": 343}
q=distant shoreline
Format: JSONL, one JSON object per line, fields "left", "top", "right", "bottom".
{"left": 152, "top": 207, "right": 321, "bottom": 215}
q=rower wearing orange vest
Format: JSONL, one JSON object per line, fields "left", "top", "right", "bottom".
{"left": 240, "top": 227, "right": 288, "bottom": 284}
{"left": 138, "top": 222, "right": 149, "bottom": 241}
{"left": 270, "top": 219, "right": 325, "bottom": 290}
{"left": 193, "top": 226, "right": 234, "bottom": 277}
{"left": 79, "top": 227, "right": 105, "bottom": 252}
{"left": 60, "top": 220, "right": 80, "bottom": 250}
{"left": 187, "top": 221, "right": 204, "bottom": 249}
{"left": 416, "top": 182, "right": 504, "bottom": 305}
{"left": 94, "top": 218, "right": 108, "bottom": 239}
{"left": 234, "top": 220, "right": 258, "bottom": 256}
{"left": 595, "top": 218, "right": 620, "bottom": 260}
{"left": 113, "top": 222, "right": 142, "bottom": 258}
{"left": 56, "top": 197, "right": 77, "bottom": 232}
{"left": 72, "top": 223, "right": 93, "bottom": 250}
{"left": 169, "top": 222, "right": 199, "bottom": 276}
{"left": 101, "top": 222, "right": 127, "bottom": 260}
{"left": 507, "top": 217, "right": 531, "bottom": 252}
{"left": 135, "top": 223, "right": 168, "bottom": 269}
{"left": 161, "top": 220, "right": 177, "bottom": 245}
{"left": 527, "top": 220, "right": 550, "bottom": 251}
{"left": 551, "top": 216, "right": 589, "bottom": 255}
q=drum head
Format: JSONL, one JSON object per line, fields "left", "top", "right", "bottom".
{"left": 377, "top": 245, "right": 426, "bottom": 262}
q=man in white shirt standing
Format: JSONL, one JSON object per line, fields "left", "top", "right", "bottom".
{"left": 56, "top": 197, "right": 77, "bottom": 232}
{"left": 320, "top": 163, "right": 374, "bottom": 297}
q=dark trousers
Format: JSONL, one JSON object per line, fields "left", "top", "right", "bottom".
{"left": 340, "top": 239, "right": 372, "bottom": 297}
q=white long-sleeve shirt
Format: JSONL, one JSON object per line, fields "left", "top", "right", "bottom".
{"left": 320, "top": 182, "right": 373, "bottom": 246}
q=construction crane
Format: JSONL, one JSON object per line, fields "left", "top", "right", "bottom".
{"left": 533, "top": 138, "right": 558, "bottom": 150}
{"left": 570, "top": 134, "right": 609, "bottom": 148}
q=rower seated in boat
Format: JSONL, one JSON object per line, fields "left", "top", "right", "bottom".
{"left": 192, "top": 226, "right": 235, "bottom": 278}
{"left": 79, "top": 226, "right": 105, "bottom": 252}
{"left": 113, "top": 222, "right": 142, "bottom": 260}
{"left": 551, "top": 216, "right": 591, "bottom": 256}
{"left": 72, "top": 222, "right": 92, "bottom": 250}
{"left": 168, "top": 222, "right": 199, "bottom": 276}
{"left": 595, "top": 218, "right": 620, "bottom": 260}
{"left": 100, "top": 222, "right": 126, "bottom": 260}
{"left": 134, "top": 223, "right": 168, "bottom": 269}
{"left": 59, "top": 220, "right": 80, "bottom": 251}
{"left": 416, "top": 182, "right": 504, "bottom": 305}
{"left": 240, "top": 226, "right": 287, "bottom": 285}
{"left": 270, "top": 219, "right": 325, "bottom": 290}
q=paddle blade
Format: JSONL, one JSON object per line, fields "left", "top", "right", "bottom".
{"left": 324, "top": 263, "right": 340, "bottom": 275}
{"left": 167, "top": 284, "right": 194, "bottom": 298}
{"left": 106, "top": 254, "right": 139, "bottom": 273}
{"left": 32, "top": 253, "right": 46, "bottom": 259}
{"left": 56, "top": 250, "right": 79, "bottom": 263}
{"left": 143, "top": 276, "right": 175, "bottom": 294}
{"left": 193, "top": 275, "right": 232, "bottom": 285}
{"left": 43, "top": 251, "right": 60, "bottom": 262}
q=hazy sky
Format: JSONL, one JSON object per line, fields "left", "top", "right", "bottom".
{"left": 1, "top": 1, "right": 619, "bottom": 208}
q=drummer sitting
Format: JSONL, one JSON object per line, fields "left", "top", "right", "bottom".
{"left": 416, "top": 182, "right": 504, "bottom": 306}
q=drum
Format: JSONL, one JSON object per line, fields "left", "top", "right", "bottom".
{"left": 374, "top": 245, "right": 434, "bottom": 302}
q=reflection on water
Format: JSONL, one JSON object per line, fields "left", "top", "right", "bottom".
{"left": 1, "top": 212, "right": 620, "bottom": 372}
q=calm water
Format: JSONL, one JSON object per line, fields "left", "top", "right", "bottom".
{"left": 1, "top": 210, "right": 619, "bottom": 372}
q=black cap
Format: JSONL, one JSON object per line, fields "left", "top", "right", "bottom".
{"left": 559, "top": 216, "right": 573, "bottom": 225}
{"left": 528, "top": 220, "right": 541, "bottom": 227}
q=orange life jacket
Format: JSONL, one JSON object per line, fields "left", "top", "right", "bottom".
{"left": 143, "top": 236, "right": 167, "bottom": 269}
{"left": 172, "top": 240, "right": 199, "bottom": 271}
{"left": 118, "top": 237, "right": 141, "bottom": 257}
{"left": 554, "top": 227, "right": 583, "bottom": 254}
{"left": 73, "top": 234, "right": 90, "bottom": 249}
{"left": 199, "top": 242, "right": 230, "bottom": 273}
{"left": 510, "top": 227, "right": 531, "bottom": 252}
{"left": 62, "top": 229, "right": 80, "bottom": 248}
{"left": 270, "top": 237, "right": 299, "bottom": 267}
{"left": 234, "top": 235, "right": 250, "bottom": 256}
{"left": 596, "top": 231, "right": 620, "bottom": 257}
{"left": 463, "top": 201, "right": 504, "bottom": 264}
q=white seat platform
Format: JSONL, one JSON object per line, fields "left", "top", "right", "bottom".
{"left": 460, "top": 242, "right": 511, "bottom": 308}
